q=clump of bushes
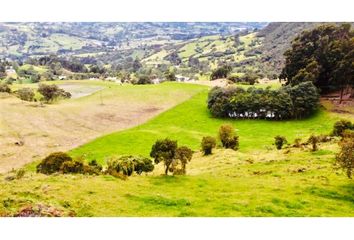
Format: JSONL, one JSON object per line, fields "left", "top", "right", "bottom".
{"left": 335, "top": 130, "right": 354, "bottom": 178}
{"left": 38, "top": 84, "right": 71, "bottom": 102}
{"left": 150, "top": 138, "right": 193, "bottom": 175}
{"left": 332, "top": 120, "right": 353, "bottom": 137}
{"left": 201, "top": 136, "right": 216, "bottom": 155}
{"left": 107, "top": 155, "right": 154, "bottom": 177}
{"left": 210, "top": 65, "right": 232, "bottom": 80}
{"left": 274, "top": 136, "right": 287, "bottom": 150}
{"left": 219, "top": 124, "right": 239, "bottom": 150}
{"left": 37, "top": 152, "right": 72, "bottom": 174}
{"left": 207, "top": 81, "right": 319, "bottom": 119}
{"left": 37, "top": 152, "right": 102, "bottom": 175}
{"left": 0, "top": 83, "right": 11, "bottom": 93}
{"left": 16, "top": 88, "right": 35, "bottom": 102}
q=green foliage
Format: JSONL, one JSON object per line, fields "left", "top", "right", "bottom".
{"left": 335, "top": 133, "right": 354, "bottom": 178}
{"left": 107, "top": 155, "right": 154, "bottom": 177}
{"left": 228, "top": 71, "right": 259, "bottom": 85}
{"left": 308, "top": 135, "right": 319, "bottom": 151}
{"left": 274, "top": 136, "right": 287, "bottom": 150}
{"left": 332, "top": 120, "right": 354, "bottom": 137}
{"left": 135, "top": 75, "right": 152, "bottom": 85}
{"left": 0, "top": 83, "right": 11, "bottom": 93}
{"left": 280, "top": 24, "right": 354, "bottom": 93}
{"left": 201, "top": 136, "right": 217, "bottom": 155}
{"left": 38, "top": 84, "right": 71, "bottom": 102}
{"left": 219, "top": 124, "right": 239, "bottom": 150}
{"left": 16, "top": 88, "right": 35, "bottom": 102}
{"left": 207, "top": 82, "right": 319, "bottom": 120}
{"left": 210, "top": 65, "right": 232, "bottom": 80}
{"left": 60, "top": 159, "right": 85, "bottom": 174}
{"left": 37, "top": 152, "right": 72, "bottom": 174}
{"left": 172, "top": 146, "right": 193, "bottom": 175}
{"left": 164, "top": 70, "right": 176, "bottom": 81}
{"left": 150, "top": 138, "right": 178, "bottom": 175}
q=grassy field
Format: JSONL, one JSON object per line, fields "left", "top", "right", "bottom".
{"left": 70, "top": 86, "right": 345, "bottom": 164}
{"left": 0, "top": 81, "right": 206, "bottom": 173}
{"left": 1, "top": 140, "right": 353, "bottom": 216}
{"left": 1, "top": 80, "right": 353, "bottom": 217}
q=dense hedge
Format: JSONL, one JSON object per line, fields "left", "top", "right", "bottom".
{"left": 207, "top": 81, "right": 319, "bottom": 120}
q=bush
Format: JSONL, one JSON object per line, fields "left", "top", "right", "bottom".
{"left": 60, "top": 159, "right": 85, "bottom": 174}
{"left": 219, "top": 124, "right": 239, "bottom": 150}
{"left": 37, "top": 152, "right": 72, "bottom": 174}
{"left": 136, "top": 75, "right": 152, "bottom": 85}
{"left": 17, "top": 88, "right": 35, "bottom": 102}
{"left": 150, "top": 138, "right": 177, "bottom": 175}
{"left": 38, "top": 84, "right": 71, "bottom": 102}
{"left": 0, "top": 83, "right": 11, "bottom": 93}
{"left": 332, "top": 120, "right": 353, "bottom": 137}
{"left": 335, "top": 133, "right": 354, "bottom": 178}
{"left": 172, "top": 146, "right": 193, "bottom": 175}
{"left": 201, "top": 136, "right": 216, "bottom": 155}
{"left": 107, "top": 155, "right": 154, "bottom": 177}
{"left": 293, "top": 138, "right": 302, "bottom": 148}
{"left": 308, "top": 135, "right": 319, "bottom": 151}
{"left": 274, "top": 136, "right": 287, "bottom": 150}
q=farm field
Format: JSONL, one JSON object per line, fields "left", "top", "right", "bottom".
{"left": 0, "top": 81, "right": 206, "bottom": 173}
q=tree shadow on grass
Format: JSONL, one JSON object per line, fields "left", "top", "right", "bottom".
{"left": 306, "top": 184, "right": 354, "bottom": 206}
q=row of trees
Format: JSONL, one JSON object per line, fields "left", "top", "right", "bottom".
{"left": 207, "top": 81, "right": 319, "bottom": 120}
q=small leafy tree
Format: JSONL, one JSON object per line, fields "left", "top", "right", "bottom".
{"left": 201, "top": 136, "right": 216, "bottom": 155}
{"left": 274, "top": 136, "right": 287, "bottom": 150}
{"left": 172, "top": 146, "right": 193, "bottom": 175}
{"left": 17, "top": 88, "right": 35, "bottom": 102}
{"left": 335, "top": 132, "right": 354, "bottom": 178}
{"left": 150, "top": 138, "right": 177, "bottom": 175}
{"left": 219, "top": 124, "right": 239, "bottom": 150}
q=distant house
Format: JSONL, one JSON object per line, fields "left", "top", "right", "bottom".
{"left": 58, "top": 75, "right": 67, "bottom": 80}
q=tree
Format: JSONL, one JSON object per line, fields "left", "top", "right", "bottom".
{"left": 164, "top": 70, "right": 176, "bottom": 81}
{"left": 17, "top": 88, "right": 35, "bottom": 102}
{"left": 150, "top": 138, "right": 178, "bottom": 175}
{"left": 210, "top": 65, "right": 232, "bottom": 80}
{"left": 173, "top": 146, "right": 193, "bottom": 175}
{"left": 280, "top": 24, "right": 354, "bottom": 94}
{"left": 308, "top": 135, "right": 319, "bottom": 151}
{"left": 133, "top": 58, "right": 142, "bottom": 72}
{"left": 201, "top": 136, "right": 216, "bottom": 155}
{"left": 219, "top": 124, "right": 239, "bottom": 150}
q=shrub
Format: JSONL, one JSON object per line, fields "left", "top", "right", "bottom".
{"left": 107, "top": 155, "right": 154, "bottom": 177}
{"left": 60, "top": 159, "right": 84, "bottom": 174}
{"left": 172, "top": 146, "right": 193, "bottom": 175}
{"left": 0, "top": 83, "right": 11, "bottom": 93}
{"left": 136, "top": 75, "right": 152, "bottom": 85}
{"left": 37, "top": 152, "right": 72, "bottom": 174}
{"left": 274, "top": 136, "right": 287, "bottom": 150}
{"left": 150, "top": 138, "right": 177, "bottom": 175}
{"left": 17, "top": 88, "right": 35, "bottom": 102}
{"left": 335, "top": 133, "right": 354, "bottom": 178}
{"left": 88, "top": 159, "right": 103, "bottom": 173}
{"left": 38, "top": 84, "right": 71, "bottom": 102}
{"left": 219, "top": 124, "right": 239, "bottom": 150}
{"left": 293, "top": 138, "right": 302, "bottom": 148}
{"left": 332, "top": 120, "right": 353, "bottom": 137}
{"left": 308, "top": 135, "right": 319, "bottom": 151}
{"left": 201, "top": 136, "right": 216, "bottom": 155}
{"left": 16, "top": 169, "right": 26, "bottom": 179}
